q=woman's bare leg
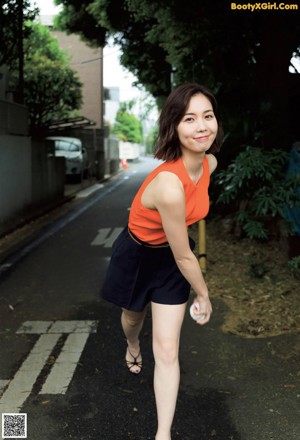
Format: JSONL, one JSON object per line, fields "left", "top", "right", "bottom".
{"left": 121, "top": 308, "right": 147, "bottom": 374}
{"left": 151, "top": 302, "right": 187, "bottom": 440}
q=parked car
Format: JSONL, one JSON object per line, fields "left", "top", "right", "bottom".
{"left": 46, "top": 136, "right": 89, "bottom": 181}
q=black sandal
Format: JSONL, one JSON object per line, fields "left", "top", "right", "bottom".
{"left": 126, "top": 348, "right": 143, "bottom": 375}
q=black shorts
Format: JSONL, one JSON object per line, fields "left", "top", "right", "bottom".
{"left": 101, "top": 227, "right": 195, "bottom": 312}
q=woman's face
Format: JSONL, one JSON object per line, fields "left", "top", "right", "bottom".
{"left": 176, "top": 93, "right": 218, "bottom": 154}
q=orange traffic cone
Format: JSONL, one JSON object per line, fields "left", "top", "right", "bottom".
{"left": 121, "top": 158, "right": 128, "bottom": 169}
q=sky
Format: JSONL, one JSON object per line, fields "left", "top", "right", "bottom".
{"left": 31, "top": 0, "right": 142, "bottom": 102}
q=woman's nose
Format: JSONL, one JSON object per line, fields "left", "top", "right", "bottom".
{"left": 196, "top": 118, "right": 207, "bottom": 131}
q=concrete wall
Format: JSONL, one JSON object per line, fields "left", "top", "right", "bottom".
{"left": 0, "top": 136, "right": 65, "bottom": 234}
{"left": 0, "top": 100, "right": 66, "bottom": 235}
{"left": 0, "top": 134, "right": 32, "bottom": 225}
{"left": 0, "top": 100, "right": 29, "bottom": 136}
{"left": 31, "top": 140, "right": 65, "bottom": 206}
{"left": 103, "top": 135, "right": 120, "bottom": 176}
{"left": 0, "top": 96, "right": 119, "bottom": 235}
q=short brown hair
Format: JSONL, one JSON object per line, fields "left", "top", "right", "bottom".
{"left": 154, "top": 83, "right": 223, "bottom": 161}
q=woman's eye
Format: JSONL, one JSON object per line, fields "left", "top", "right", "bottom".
{"left": 205, "top": 114, "right": 214, "bottom": 120}
{"left": 184, "top": 117, "right": 194, "bottom": 122}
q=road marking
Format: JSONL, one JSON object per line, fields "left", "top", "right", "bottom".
{"left": 0, "top": 334, "right": 61, "bottom": 414}
{"left": 0, "top": 380, "right": 9, "bottom": 397}
{"left": 16, "top": 320, "right": 98, "bottom": 334}
{"left": 0, "top": 320, "right": 98, "bottom": 413}
{"left": 16, "top": 320, "right": 53, "bottom": 334}
{"left": 40, "top": 333, "right": 90, "bottom": 394}
{"left": 91, "top": 227, "right": 123, "bottom": 247}
{"left": 76, "top": 183, "right": 104, "bottom": 198}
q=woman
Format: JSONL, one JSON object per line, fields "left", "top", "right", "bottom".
{"left": 102, "top": 83, "right": 223, "bottom": 440}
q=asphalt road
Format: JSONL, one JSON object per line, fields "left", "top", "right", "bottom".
{"left": 0, "top": 157, "right": 299, "bottom": 440}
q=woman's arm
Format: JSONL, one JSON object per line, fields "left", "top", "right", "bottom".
{"left": 152, "top": 173, "right": 212, "bottom": 325}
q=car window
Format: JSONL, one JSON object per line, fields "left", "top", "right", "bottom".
{"left": 55, "top": 140, "right": 80, "bottom": 152}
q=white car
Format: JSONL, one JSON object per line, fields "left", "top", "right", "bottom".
{"left": 47, "top": 136, "right": 89, "bottom": 180}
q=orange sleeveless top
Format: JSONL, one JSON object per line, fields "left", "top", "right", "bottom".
{"left": 128, "top": 155, "right": 210, "bottom": 244}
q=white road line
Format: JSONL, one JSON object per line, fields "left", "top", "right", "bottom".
{"left": 0, "top": 320, "right": 99, "bottom": 412}
{"left": 16, "top": 321, "right": 53, "bottom": 334}
{"left": 91, "top": 227, "right": 123, "bottom": 247}
{"left": 47, "top": 320, "right": 98, "bottom": 334}
{"left": 16, "top": 320, "right": 98, "bottom": 334}
{"left": 76, "top": 183, "right": 104, "bottom": 198}
{"left": 40, "top": 333, "right": 90, "bottom": 395}
{"left": 0, "top": 380, "right": 9, "bottom": 397}
{"left": 0, "top": 334, "right": 61, "bottom": 413}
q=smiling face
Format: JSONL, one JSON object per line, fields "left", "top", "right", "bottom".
{"left": 176, "top": 93, "right": 218, "bottom": 155}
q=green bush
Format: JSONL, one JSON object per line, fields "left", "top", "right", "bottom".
{"left": 216, "top": 146, "right": 300, "bottom": 239}
{"left": 113, "top": 102, "right": 143, "bottom": 144}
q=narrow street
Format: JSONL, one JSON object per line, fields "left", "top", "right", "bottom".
{"left": 0, "top": 157, "right": 299, "bottom": 440}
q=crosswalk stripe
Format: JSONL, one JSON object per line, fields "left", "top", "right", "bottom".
{"left": 0, "top": 320, "right": 99, "bottom": 412}
{"left": 40, "top": 333, "right": 90, "bottom": 395}
{"left": 0, "top": 380, "right": 9, "bottom": 397}
{"left": 0, "top": 334, "right": 61, "bottom": 413}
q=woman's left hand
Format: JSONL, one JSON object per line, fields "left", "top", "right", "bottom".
{"left": 191, "top": 296, "right": 212, "bottom": 325}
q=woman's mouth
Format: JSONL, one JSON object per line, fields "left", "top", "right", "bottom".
{"left": 194, "top": 135, "right": 209, "bottom": 142}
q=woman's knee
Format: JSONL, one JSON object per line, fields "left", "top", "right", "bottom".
{"left": 153, "top": 337, "right": 179, "bottom": 366}
{"left": 122, "top": 309, "right": 145, "bottom": 328}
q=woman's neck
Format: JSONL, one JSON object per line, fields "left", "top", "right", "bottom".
{"left": 181, "top": 151, "right": 205, "bottom": 183}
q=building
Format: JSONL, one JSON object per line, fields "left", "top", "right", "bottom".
{"left": 40, "top": 15, "right": 104, "bottom": 129}
{"left": 104, "top": 86, "right": 120, "bottom": 126}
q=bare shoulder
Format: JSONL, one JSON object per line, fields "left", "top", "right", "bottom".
{"left": 152, "top": 171, "right": 184, "bottom": 205}
{"left": 141, "top": 171, "right": 183, "bottom": 209}
{"left": 206, "top": 154, "right": 218, "bottom": 174}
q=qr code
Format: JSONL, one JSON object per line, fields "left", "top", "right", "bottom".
{"left": 2, "top": 413, "right": 27, "bottom": 438}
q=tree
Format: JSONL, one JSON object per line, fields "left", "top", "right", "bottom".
{"left": 55, "top": 0, "right": 172, "bottom": 101}
{"left": 1, "top": 0, "right": 38, "bottom": 103}
{"left": 55, "top": 0, "right": 300, "bottom": 246}
{"left": 0, "top": 0, "right": 37, "bottom": 67}
{"left": 9, "top": 22, "right": 82, "bottom": 134}
{"left": 113, "top": 102, "right": 142, "bottom": 143}
{"left": 55, "top": 0, "right": 300, "bottom": 154}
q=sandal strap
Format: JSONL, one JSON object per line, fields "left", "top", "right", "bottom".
{"left": 126, "top": 359, "right": 143, "bottom": 368}
{"left": 126, "top": 348, "right": 143, "bottom": 369}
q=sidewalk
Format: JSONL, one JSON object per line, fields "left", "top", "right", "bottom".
{"left": 64, "top": 176, "right": 101, "bottom": 198}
